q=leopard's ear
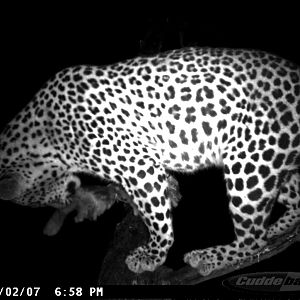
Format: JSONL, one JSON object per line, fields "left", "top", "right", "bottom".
{"left": 0, "top": 174, "right": 24, "bottom": 200}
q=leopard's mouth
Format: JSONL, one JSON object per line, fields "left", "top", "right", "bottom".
{"left": 0, "top": 173, "right": 25, "bottom": 201}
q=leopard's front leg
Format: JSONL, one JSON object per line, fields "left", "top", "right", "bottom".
{"left": 123, "top": 165, "right": 174, "bottom": 273}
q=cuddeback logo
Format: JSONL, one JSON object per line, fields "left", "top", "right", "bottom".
{"left": 223, "top": 272, "right": 300, "bottom": 293}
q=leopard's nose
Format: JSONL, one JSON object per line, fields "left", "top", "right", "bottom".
{"left": 0, "top": 174, "right": 25, "bottom": 200}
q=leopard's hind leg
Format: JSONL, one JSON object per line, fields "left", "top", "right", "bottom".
{"left": 267, "top": 169, "right": 300, "bottom": 239}
{"left": 184, "top": 151, "right": 281, "bottom": 275}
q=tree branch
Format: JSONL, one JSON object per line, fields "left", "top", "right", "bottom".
{"left": 98, "top": 207, "right": 300, "bottom": 285}
{"left": 42, "top": 180, "right": 299, "bottom": 285}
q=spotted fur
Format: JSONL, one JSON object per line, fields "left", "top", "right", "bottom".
{"left": 0, "top": 47, "right": 299, "bottom": 275}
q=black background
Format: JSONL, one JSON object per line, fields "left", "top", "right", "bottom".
{"left": 0, "top": 6, "right": 299, "bottom": 299}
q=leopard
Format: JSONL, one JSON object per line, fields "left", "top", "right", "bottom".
{"left": 0, "top": 47, "right": 299, "bottom": 276}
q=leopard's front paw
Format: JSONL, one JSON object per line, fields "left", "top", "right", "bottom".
{"left": 184, "top": 250, "right": 216, "bottom": 276}
{"left": 125, "top": 245, "right": 165, "bottom": 273}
